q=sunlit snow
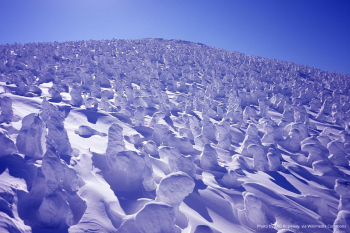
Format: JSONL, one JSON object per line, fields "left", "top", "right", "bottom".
{"left": 0, "top": 38, "right": 350, "bottom": 233}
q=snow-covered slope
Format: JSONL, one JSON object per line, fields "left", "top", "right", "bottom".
{"left": 0, "top": 38, "right": 350, "bottom": 233}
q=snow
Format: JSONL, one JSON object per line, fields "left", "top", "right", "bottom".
{"left": 0, "top": 38, "right": 350, "bottom": 232}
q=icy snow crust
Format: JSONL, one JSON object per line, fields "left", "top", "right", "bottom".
{"left": 0, "top": 38, "right": 350, "bottom": 232}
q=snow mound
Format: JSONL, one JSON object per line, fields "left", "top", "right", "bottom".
{"left": 75, "top": 125, "right": 107, "bottom": 138}
{"left": 159, "top": 146, "right": 195, "bottom": 177}
{"left": 0, "top": 128, "right": 17, "bottom": 157}
{"left": 106, "top": 150, "right": 156, "bottom": 192}
{"left": 156, "top": 172, "right": 195, "bottom": 209}
{"left": 0, "top": 96, "right": 13, "bottom": 123}
{"left": 118, "top": 202, "right": 179, "bottom": 233}
{"left": 16, "top": 113, "right": 46, "bottom": 159}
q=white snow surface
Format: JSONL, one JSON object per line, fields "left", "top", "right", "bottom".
{"left": 0, "top": 38, "right": 350, "bottom": 232}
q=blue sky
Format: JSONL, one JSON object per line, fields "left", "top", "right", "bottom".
{"left": 1, "top": 0, "right": 350, "bottom": 74}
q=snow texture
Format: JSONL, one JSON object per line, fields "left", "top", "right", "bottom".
{"left": 1, "top": 38, "right": 350, "bottom": 233}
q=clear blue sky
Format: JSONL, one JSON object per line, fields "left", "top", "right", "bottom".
{"left": 1, "top": 0, "right": 350, "bottom": 74}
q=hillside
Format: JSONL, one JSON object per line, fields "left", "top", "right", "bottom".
{"left": 0, "top": 38, "right": 350, "bottom": 233}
